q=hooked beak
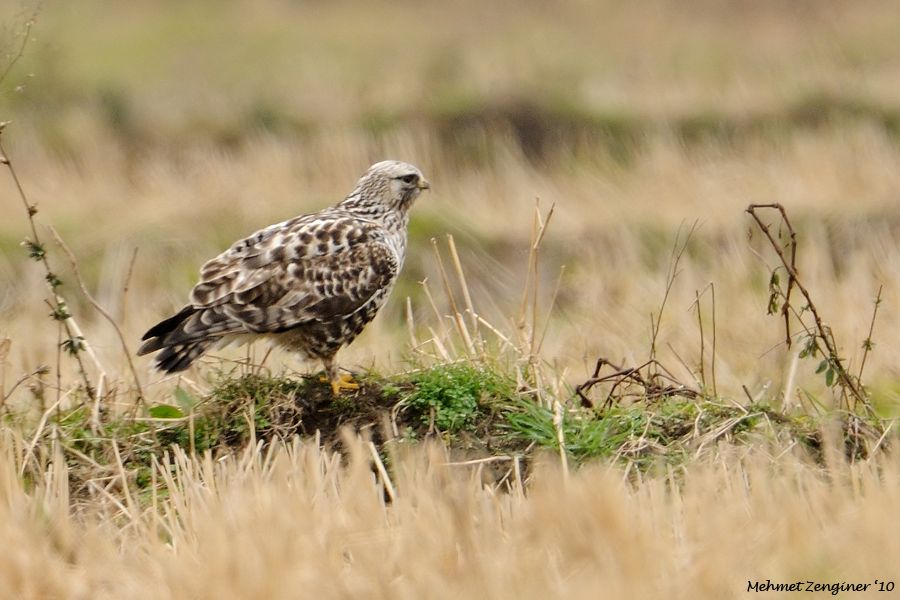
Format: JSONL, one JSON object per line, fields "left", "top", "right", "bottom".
{"left": 417, "top": 178, "right": 431, "bottom": 190}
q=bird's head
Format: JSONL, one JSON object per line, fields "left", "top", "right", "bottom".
{"left": 342, "top": 160, "right": 430, "bottom": 216}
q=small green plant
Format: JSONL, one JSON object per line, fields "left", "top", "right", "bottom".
{"left": 403, "top": 363, "right": 512, "bottom": 433}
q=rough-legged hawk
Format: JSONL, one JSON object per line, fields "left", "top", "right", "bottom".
{"left": 138, "top": 160, "right": 430, "bottom": 394}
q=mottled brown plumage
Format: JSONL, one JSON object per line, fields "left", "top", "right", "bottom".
{"left": 138, "top": 160, "right": 430, "bottom": 392}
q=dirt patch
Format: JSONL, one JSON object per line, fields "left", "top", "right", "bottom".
{"left": 203, "top": 372, "right": 527, "bottom": 459}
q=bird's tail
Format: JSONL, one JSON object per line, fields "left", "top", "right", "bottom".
{"left": 151, "top": 339, "right": 217, "bottom": 374}
{"left": 138, "top": 305, "right": 228, "bottom": 373}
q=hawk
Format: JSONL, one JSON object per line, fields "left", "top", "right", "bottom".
{"left": 138, "top": 160, "right": 430, "bottom": 394}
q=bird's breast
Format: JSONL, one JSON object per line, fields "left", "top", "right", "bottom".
{"left": 380, "top": 226, "right": 408, "bottom": 271}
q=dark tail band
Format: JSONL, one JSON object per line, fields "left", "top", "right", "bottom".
{"left": 138, "top": 306, "right": 215, "bottom": 373}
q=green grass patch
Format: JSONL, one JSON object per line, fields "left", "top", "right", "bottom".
{"left": 401, "top": 363, "right": 515, "bottom": 434}
{"left": 502, "top": 394, "right": 882, "bottom": 468}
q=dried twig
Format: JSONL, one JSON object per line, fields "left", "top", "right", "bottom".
{"left": 431, "top": 237, "right": 475, "bottom": 355}
{"left": 691, "top": 282, "right": 718, "bottom": 396}
{"left": 446, "top": 234, "right": 478, "bottom": 335}
{"left": 694, "top": 289, "right": 706, "bottom": 389}
{"left": 517, "top": 200, "right": 555, "bottom": 358}
{"left": 49, "top": 226, "right": 145, "bottom": 403}
{"left": 367, "top": 441, "right": 397, "bottom": 502}
{"left": 649, "top": 221, "right": 698, "bottom": 377}
{"left": 120, "top": 246, "right": 139, "bottom": 325}
{"left": 575, "top": 356, "right": 701, "bottom": 409}
{"left": 650, "top": 222, "right": 697, "bottom": 355}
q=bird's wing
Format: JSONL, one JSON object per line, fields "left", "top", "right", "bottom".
{"left": 186, "top": 212, "right": 398, "bottom": 335}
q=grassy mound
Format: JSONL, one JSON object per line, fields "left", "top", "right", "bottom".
{"left": 24, "top": 361, "right": 884, "bottom": 504}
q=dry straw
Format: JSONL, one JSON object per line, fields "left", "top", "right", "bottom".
{"left": 0, "top": 433, "right": 897, "bottom": 598}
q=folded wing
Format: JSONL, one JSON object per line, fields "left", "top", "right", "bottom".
{"left": 138, "top": 213, "right": 398, "bottom": 371}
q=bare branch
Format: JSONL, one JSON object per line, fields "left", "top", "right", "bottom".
{"left": 48, "top": 226, "right": 145, "bottom": 404}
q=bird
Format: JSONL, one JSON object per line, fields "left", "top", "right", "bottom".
{"left": 138, "top": 160, "right": 430, "bottom": 394}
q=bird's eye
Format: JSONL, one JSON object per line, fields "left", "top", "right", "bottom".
{"left": 400, "top": 174, "right": 418, "bottom": 184}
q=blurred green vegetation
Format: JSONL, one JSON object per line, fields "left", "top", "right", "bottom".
{"left": 4, "top": 0, "right": 900, "bottom": 158}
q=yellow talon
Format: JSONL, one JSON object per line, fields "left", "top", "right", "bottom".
{"left": 319, "top": 373, "right": 360, "bottom": 395}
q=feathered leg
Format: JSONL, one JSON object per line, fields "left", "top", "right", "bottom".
{"left": 320, "top": 355, "right": 359, "bottom": 395}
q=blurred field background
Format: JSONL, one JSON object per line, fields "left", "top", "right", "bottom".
{"left": 2, "top": 1, "right": 900, "bottom": 597}
{"left": 2, "top": 0, "right": 899, "bottom": 403}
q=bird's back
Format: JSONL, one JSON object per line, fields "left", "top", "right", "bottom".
{"left": 139, "top": 160, "right": 427, "bottom": 375}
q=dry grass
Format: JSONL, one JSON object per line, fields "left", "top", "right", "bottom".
{"left": 1, "top": 1, "right": 900, "bottom": 595}
{"left": 2, "top": 127, "right": 898, "bottom": 408}
{"left": 1, "top": 435, "right": 899, "bottom": 599}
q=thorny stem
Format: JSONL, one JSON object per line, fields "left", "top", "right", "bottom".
{"left": 0, "top": 127, "right": 96, "bottom": 401}
{"left": 746, "top": 203, "right": 870, "bottom": 414}
{"left": 857, "top": 285, "right": 883, "bottom": 384}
